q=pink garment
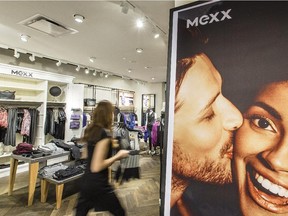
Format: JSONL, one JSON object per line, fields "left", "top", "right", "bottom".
{"left": 0, "top": 109, "right": 8, "bottom": 128}
{"left": 151, "top": 121, "right": 160, "bottom": 146}
{"left": 21, "top": 109, "right": 31, "bottom": 136}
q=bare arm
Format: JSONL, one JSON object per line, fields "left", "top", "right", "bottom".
{"left": 90, "top": 138, "right": 129, "bottom": 173}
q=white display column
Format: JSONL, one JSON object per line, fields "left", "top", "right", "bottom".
{"left": 64, "top": 83, "right": 85, "bottom": 141}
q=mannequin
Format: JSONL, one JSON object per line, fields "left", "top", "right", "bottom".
{"left": 145, "top": 108, "right": 156, "bottom": 154}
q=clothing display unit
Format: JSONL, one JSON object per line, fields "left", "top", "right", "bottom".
{"left": 0, "top": 63, "right": 84, "bottom": 177}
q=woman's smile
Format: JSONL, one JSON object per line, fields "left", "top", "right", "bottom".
{"left": 246, "top": 164, "right": 288, "bottom": 213}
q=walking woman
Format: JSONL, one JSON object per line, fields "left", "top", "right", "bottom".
{"left": 76, "top": 100, "right": 129, "bottom": 216}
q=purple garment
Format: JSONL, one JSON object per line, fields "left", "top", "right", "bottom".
{"left": 151, "top": 121, "right": 160, "bottom": 146}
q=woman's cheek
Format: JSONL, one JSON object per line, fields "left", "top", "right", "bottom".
{"left": 235, "top": 122, "right": 261, "bottom": 158}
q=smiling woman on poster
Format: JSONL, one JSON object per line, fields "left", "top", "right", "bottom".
{"left": 234, "top": 80, "right": 288, "bottom": 216}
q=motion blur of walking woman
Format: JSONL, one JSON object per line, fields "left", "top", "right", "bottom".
{"left": 76, "top": 100, "right": 129, "bottom": 216}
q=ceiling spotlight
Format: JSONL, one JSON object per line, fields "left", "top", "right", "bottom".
{"left": 85, "top": 68, "right": 89, "bottom": 74}
{"left": 152, "top": 77, "right": 155, "bottom": 80}
{"left": 29, "top": 53, "right": 35, "bottom": 62}
{"left": 76, "top": 65, "right": 80, "bottom": 72}
{"left": 136, "top": 19, "right": 144, "bottom": 28}
{"left": 128, "top": 69, "right": 132, "bottom": 73}
{"left": 89, "top": 57, "right": 96, "bottom": 63}
{"left": 74, "top": 14, "right": 85, "bottom": 23}
{"left": 20, "top": 34, "right": 30, "bottom": 42}
{"left": 104, "top": 74, "right": 109, "bottom": 78}
{"left": 56, "top": 60, "right": 62, "bottom": 67}
{"left": 136, "top": 48, "right": 143, "bottom": 53}
{"left": 154, "top": 33, "right": 160, "bottom": 39}
{"left": 14, "top": 50, "right": 20, "bottom": 58}
{"left": 92, "top": 71, "right": 97, "bottom": 76}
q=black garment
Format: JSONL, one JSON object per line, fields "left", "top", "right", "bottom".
{"left": 76, "top": 128, "right": 125, "bottom": 216}
{"left": 146, "top": 111, "right": 155, "bottom": 151}
{"left": 171, "top": 180, "right": 241, "bottom": 216}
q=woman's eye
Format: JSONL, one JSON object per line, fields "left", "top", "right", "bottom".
{"left": 250, "top": 117, "right": 276, "bottom": 132}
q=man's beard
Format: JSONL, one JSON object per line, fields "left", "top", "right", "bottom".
{"left": 172, "top": 137, "right": 233, "bottom": 185}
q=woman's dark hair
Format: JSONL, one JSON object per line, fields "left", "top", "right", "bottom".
{"left": 81, "top": 100, "right": 114, "bottom": 143}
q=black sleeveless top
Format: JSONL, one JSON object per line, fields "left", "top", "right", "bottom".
{"left": 81, "top": 128, "right": 113, "bottom": 194}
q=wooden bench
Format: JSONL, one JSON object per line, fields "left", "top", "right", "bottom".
{"left": 39, "top": 171, "right": 84, "bottom": 209}
{"left": 39, "top": 166, "right": 113, "bottom": 209}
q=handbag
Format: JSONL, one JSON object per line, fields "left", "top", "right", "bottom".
{"left": 0, "top": 90, "right": 16, "bottom": 100}
{"left": 70, "top": 121, "right": 80, "bottom": 129}
{"left": 70, "top": 114, "right": 81, "bottom": 120}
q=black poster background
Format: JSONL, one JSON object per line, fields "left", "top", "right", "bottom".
{"left": 161, "top": 1, "right": 288, "bottom": 215}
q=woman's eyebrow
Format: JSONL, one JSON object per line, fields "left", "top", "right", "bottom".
{"left": 253, "top": 101, "right": 282, "bottom": 120}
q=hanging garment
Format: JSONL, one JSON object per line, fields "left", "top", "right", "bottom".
{"left": 4, "top": 108, "right": 17, "bottom": 146}
{"left": 151, "top": 121, "right": 160, "bottom": 147}
{"left": 0, "top": 108, "right": 8, "bottom": 128}
{"left": 21, "top": 109, "right": 31, "bottom": 136}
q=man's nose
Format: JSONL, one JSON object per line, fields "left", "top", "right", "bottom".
{"left": 261, "top": 136, "right": 288, "bottom": 172}
{"left": 221, "top": 97, "right": 243, "bottom": 131}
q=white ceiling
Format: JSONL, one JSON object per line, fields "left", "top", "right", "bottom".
{"left": 0, "top": 1, "right": 176, "bottom": 83}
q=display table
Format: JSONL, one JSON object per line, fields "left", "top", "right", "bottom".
{"left": 8, "top": 151, "right": 70, "bottom": 206}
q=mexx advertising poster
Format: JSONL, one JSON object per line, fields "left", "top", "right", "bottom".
{"left": 162, "top": 1, "right": 288, "bottom": 216}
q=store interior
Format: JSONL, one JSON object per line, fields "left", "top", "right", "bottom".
{"left": 0, "top": 1, "right": 191, "bottom": 215}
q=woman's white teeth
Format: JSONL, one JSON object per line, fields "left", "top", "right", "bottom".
{"left": 256, "top": 174, "right": 288, "bottom": 198}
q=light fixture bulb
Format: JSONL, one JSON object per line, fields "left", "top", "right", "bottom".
{"left": 104, "top": 74, "right": 108, "bottom": 78}
{"left": 136, "top": 19, "right": 144, "bottom": 28}
{"left": 136, "top": 48, "right": 143, "bottom": 53}
{"left": 20, "top": 34, "right": 30, "bottom": 42}
{"left": 93, "top": 71, "right": 97, "bottom": 76}
{"left": 89, "top": 57, "right": 96, "bottom": 63}
{"left": 29, "top": 54, "right": 35, "bottom": 62}
{"left": 154, "top": 33, "right": 160, "bottom": 39}
{"left": 56, "top": 60, "right": 61, "bottom": 67}
{"left": 74, "top": 14, "right": 85, "bottom": 23}
{"left": 76, "top": 65, "right": 80, "bottom": 72}
{"left": 85, "top": 68, "right": 89, "bottom": 74}
{"left": 14, "top": 50, "right": 20, "bottom": 58}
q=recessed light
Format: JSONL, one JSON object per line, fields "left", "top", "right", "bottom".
{"left": 136, "top": 48, "right": 143, "bottom": 53}
{"left": 145, "top": 66, "right": 151, "bottom": 69}
{"left": 152, "top": 77, "right": 155, "bottom": 80}
{"left": 20, "top": 34, "right": 30, "bottom": 42}
{"left": 128, "top": 69, "right": 132, "bottom": 73}
{"left": 136, "top": 19, "right": 144, "bottom": 28}
{"left": 89, "top": 57, "right": 96, "bottom": 63}
{"left": 74, "top": 14, "right": 85, "bottom": 23}
{"left": 154, "top": 33, "right": 160, "bottom": 39}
